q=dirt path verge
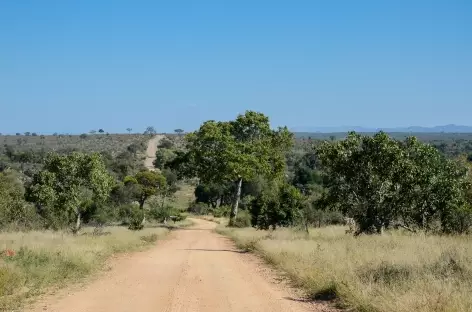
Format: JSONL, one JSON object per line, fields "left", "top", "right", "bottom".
{"left": 26, "top": 219, "right": 332, "bottom": 312}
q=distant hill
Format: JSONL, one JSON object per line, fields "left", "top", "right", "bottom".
{"left": 291, "top": 124, "right": 472, "bottom": 133}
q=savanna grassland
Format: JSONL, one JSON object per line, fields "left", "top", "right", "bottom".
{"left": 3, "top": 112, "right": 472, "bottom": 312}
{"left": 0, "top": 226, "right": 170, "bottom": 310}
{"left": 0, "top": 131, "right": 193, "bottom": 310}
{"left": 218, "top": 225, "right": 472, "bottom": 312}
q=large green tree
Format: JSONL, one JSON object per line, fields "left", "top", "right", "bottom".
{"left": 173, "top": 111, "right": 293, "bottom": 225}
{"left": 26, "top": 152, "right": 115, "bottom": 232}
{"left": 316, "top": 132, "right": 471, "bottom": 234}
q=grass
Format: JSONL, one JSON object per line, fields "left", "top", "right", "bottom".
{"left": 0, "top": 226, "right": 169, "bottom": 310}
{"left": 217, "top": 225, "right": 472, "bottom": 312}
{"left": 170, "top": 182, "right": 196, "bottom": 212}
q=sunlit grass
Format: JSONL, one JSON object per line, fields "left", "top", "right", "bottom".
{"left": 218, "top": 225, "right": 472, "bottom": 312}
{"left": 0, "top": 226, "right": 169, "bottom": 310}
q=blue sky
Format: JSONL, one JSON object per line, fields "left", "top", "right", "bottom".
{"left": 0, "top": 0, "right": 471, "bottom": 134}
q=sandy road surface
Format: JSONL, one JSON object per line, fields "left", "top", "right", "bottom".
{"left": 144, "top": 135, "right": 165, "bottom": 170}
{"left": 27, "top": 219, "right": 329, "bottom": 312}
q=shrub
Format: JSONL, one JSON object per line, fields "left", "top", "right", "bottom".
{"left": 158, "top": 137, "right": 174, "bottom": 149}
{"left": 187, "top": 202, "right": 210, "bottom": 215}
{"left": 231, "top": 210, "right": 252, "bottom": 228}
{"left": 212, "top": 205, "right": 231, "bottom": 218}
{"left": 119, "top": 205, "right": 144, "bottom": 230}
{"left": 149, "top": 204, "right": 174, "bottom": 222}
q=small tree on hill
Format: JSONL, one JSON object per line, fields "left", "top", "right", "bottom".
{"left": 124, "top": 170, "right": 166, "bottom": 225}
{"left": 144, "top": 126, "right": 157, "bottom": 136}
{"left": 126, "top": 128, "right": 132, "bottom": 134}
{"left": 174, "top": 129, "right": 184, "bottom": 136}
{"left": 153, "top": 149, "right": 176, "bottom": 170}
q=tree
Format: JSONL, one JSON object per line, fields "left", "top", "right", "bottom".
{"left": 126, "top": 128, "right": 132, "bottom": 134}
{"left": 144, "top": 126, "right": 156, "bottom": 136}
{"left": 32, "top": 132, "right": 38, "bottom": 136}
{"left": 250, "top": 182, "right": 304, "bottom": 230}
{"left": 316, "top": 132, "right": 471, "bottom": 234}
{"left": 80, "top": 133, "right": 88, "bottom": 139}
{"left": 153, "top": 149, "right": 176, "bottom": 170}
{"left": 0, "top": 171, "right": 38, "bottom": 229}
{"left": 90, "top": 130, "right": 97, "bottom": 134}
{"left": 158, "top": 137, "right": 174, "bottom": 149}
{"left": 98, "top": 129, "right": 105, "bottom": 133}
{"left": 26, "top": 153, "right": 115, "bottom": 232}
{"left": 194, "top": 182, "right": 225, "bottom": 208}
{"left": 174, "top": 129, "right": 184, "bottom": 136}
{"left": 124, "top": 170, "right": 166, "bottom": 224}
{"left": 24, "top": 132, "right": 31, "bottom": 136}
{"left": 173, "top": 111, "right": 293, "bottom": 226}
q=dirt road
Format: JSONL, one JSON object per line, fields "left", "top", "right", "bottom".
{"left": 144, "top": 135, "right": 165, "bottom": 170}
{"left": 27, "top": 219, "right": 327, "bottom": 312}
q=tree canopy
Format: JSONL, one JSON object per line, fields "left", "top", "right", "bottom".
{"left": 26, "top": 152, "right": 115, "bottom": 232}
{"left": 316, "top": 132, "right": 471, "bottom": 234}
{"left": 172, "top": 111, "right": 293, "bottom": 225}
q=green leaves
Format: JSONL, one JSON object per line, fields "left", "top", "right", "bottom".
{"left": 316, "top": 132, "right": 471, "bottom": 234}
{"left": 171, "top": 111, "right": 294, "bottom": 224}
{"left": 134, "top": 170, "right": 167, "bottom": 200}
{"left": 26, "top": 152, "right": 115, "bottom": 229}
{"left": 177, "top": 111, "right": 293, "bottom": 184}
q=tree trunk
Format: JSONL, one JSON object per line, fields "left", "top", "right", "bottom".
{"left": 74, "top": 212, "right": 81, "bottom": 234}
{"left": 229, "top": 177, "right": 243, "bottom": 226}
{"left": 141, "top": 209, "right": 146, "bottom": 226}
{"left": 139, "top": 198, "right": 145, "bottom": 209}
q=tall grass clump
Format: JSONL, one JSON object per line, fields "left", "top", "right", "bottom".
{"left": 219, "top": 225, "right": 472, "bottom": 312}
{"left": 0, "top": 226, "right": 168, "bottom": 310}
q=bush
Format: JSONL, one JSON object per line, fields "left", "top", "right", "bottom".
{"left": 187, "top": 202, "right": 211, "bottom": 215}
{"left": 149, "top": 204, "right": 174, "bottom": 222}
{"left": 212, "top": 205, "right": 231, "bottom": 218}
{"left": 231, "top": 210, "right": 252, "bottom": 228}
{"left": 306, "top": 209, "right": 345, "bottom": 227}
{"left": 118, "top": 205, "right": 143, "bottom": 230}
{"left": 158, "top": 137, "right": 174, "bottom": 149}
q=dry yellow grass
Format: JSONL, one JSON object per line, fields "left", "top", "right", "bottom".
{"left": 0, "top": 226, "right": 169, "bottom": 310}
{"left": 218, "top": 225, "right": 472, "bottom": 312}
{"left": 170, "top": 183, "right": 196, "bottom": 211}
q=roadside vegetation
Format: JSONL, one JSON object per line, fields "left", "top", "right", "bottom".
{"left": 0, "top": 226, "right": 169, "bottom": 310}
{"left": 0, "top": 130, "right": 190, "bottom": 310}
{"left": 168, "top": 111, "right": 472, "bottom": 312}
{"left": 218, "top": 226, "right": 472, "bottom": 312}
{"left": 3, "top": 114, "right": 472, "bottom": 312}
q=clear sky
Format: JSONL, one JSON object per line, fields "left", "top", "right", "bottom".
{"left": 1, "top": 0, "right": 471, "bottom": 134}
